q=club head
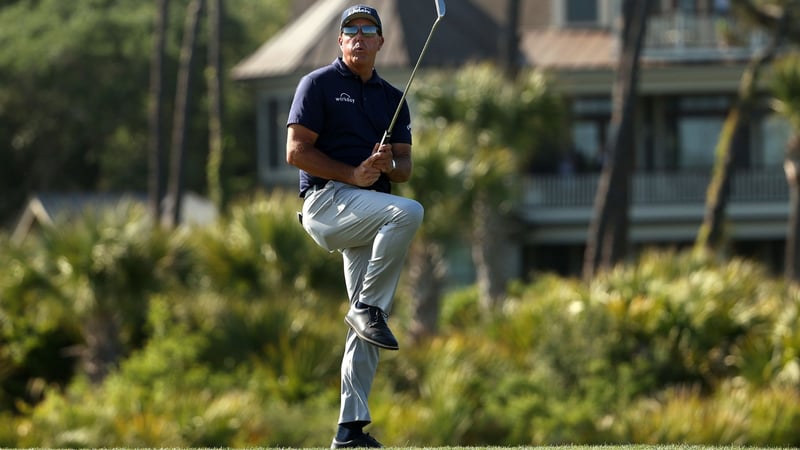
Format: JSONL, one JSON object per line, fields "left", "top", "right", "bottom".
{"left": 435, "top": 0, "right": 446, "bottom": 18}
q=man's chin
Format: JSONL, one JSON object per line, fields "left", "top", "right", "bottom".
{"left": 348, "top": 55, "right": 372, "bottom": 67}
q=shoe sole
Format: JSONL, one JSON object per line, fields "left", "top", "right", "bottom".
{"left": 331, "top": 437, "right": 384, "bottom": 448}
{"left": 344, "top": 316, "right": 399, "bottom": 350}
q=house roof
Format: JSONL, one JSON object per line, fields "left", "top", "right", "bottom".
{"left": 522, "top": 28, "right": 616, "bottom": 69}
{"left": 231, "top": 0, "right": 505, "bottom": 81}
{"left": 11, "top": 192, "right": 217, "bottom": 243}
{"left": 233, "top": 0, "right": 770, "bottom": 86}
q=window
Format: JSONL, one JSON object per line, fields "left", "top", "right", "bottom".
{"left": 713, "top": 0, "right": 731, "bottom": 15}
{"left": 677, "top": 0, "right": 696, "bottom": 13}
{"left": 566, "top": 0, "right": 598, "bottom": 24}
{"left": 268, "top": 98, "right": 289, "bottom": 169}
{"left": 572, "top": 121, "right": 605, "bottom": 170}
{"left": 571, "top": 98, "right": 611, "bottom": 170}
{"left": 758, "top": 114, "right": 791, "bottom": 167}
{"left": 677, "top": 116, "right": 723, "bottom": 169}
{"left": 257, "top": 94, "right": 295, "bottom": 186}
{"left": 651, "top": 0, "right": 730, "bottom": 15}
{"left": 667, "top": 95, "right": 731, "bottom": 170}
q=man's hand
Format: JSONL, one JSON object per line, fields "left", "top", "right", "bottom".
{"left": 352, "top": 143, "right": 393, "bottom": 187}
{"left": 352, "top": 160, "right": 383, "bottom": 187}
{"left": 370, "top": 142, "right": 394, "bottom": 173}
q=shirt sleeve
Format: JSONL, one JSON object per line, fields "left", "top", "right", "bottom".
{"left": 287, "top": 74, "right": 324, "bottom": 133}
{"left": 392, "top": 100, "right": 413, "bottom": 145}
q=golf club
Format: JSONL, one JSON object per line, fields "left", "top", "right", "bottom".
{"left": 379, "top": 0, "right": 446, "bottom": 147}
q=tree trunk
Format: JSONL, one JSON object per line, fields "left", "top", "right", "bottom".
{"left": 206, "top": 0, "right": 224, "bottom": 210}
{"left": 696, "top": 11, "right": 786, "bottom": 251}
{"left": 82, "top": 311, "right": 122, "bottom": 384}
{"left": 695, "top": 109, "right": 740, "bottom": 251}
{"left": 147, "top": 0, "right": 168, "bottom": 224}
{"left": 165, "top": 0, "right": 204, "bottom": 228}
{"left": 473, "top": 193, "right": 510, "bottom": 311}
{"left": 406, "top": 239, "right": 446, "bottom": 342}
{"left": 500, "top": 0, "right": 521, "bottom": 80}
{"left": 785, "top": 149, "right": 800, "bottom": 282}
{"left": 583, "top": 0, "right": 651, "bottom": 282}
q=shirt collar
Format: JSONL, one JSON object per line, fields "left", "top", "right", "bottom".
{"left": 333, "top": 57, "right": 381, "bottom": 84}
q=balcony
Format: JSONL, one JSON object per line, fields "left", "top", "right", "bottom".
{"left": 519, "top": 169, "right": 789, "bottom": 243}
{"left": 644, "top": 14, "right": 768, "bottom": 62}
{"left": 524, "top": 169, "right": 787, "bottom": 206}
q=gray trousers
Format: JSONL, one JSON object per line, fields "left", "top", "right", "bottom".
{"left": 301, "top": 181, "right": 423, "bottom": 424}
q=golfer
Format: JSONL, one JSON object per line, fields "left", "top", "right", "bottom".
{"left": 286, "top": 4, "right": 423, "bottom": 448}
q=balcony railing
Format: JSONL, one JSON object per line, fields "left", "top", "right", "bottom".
{"left": 523, "top": 169, "right": 788, "bottom": 208}
{"left": 644, "top": 14, "right": 768, "bottom": 61}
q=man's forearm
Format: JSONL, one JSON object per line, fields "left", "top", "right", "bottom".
{"left": 287, "top": 140, "right": 358, "bottom": 185}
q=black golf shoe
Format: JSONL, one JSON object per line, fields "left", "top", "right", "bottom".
{"left": 331, "top": 432, "right": 384, "bottom": 448}
{"left": 344, "top": 304, "right": 399, "bottom": 350}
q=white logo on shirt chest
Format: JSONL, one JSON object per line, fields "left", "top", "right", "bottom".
{"left": 335, "top": 92, "right": 356, "bottom": 104}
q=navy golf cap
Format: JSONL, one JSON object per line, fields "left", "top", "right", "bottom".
{"left": 341, "top": 4, "right": 382, "bottom": 33}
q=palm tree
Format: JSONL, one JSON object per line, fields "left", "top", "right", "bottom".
{"left": 771, "top": 53, "right": 800, "bottom": 281}
{"left": 406, "top": 64, "right": 565, "bottom": 313}
{"left": 39, "top": 202, "right": 173, "bottom": 383}
{"left": 583, "top": 0, "right": 652, "bottom": 281}
{"left": 696, "top": 0, "right": 792, "bottom": 252}
{"left": 396, "top": 125, "right": 464, "bottom": 340}
{"left": 500, "top": 0, "right": 521, "bottom": 79}
{"left": 206, "top": 0, "right": 224, "bottom": 210}
{"left": 147, "top": 0, "right": 169, "bottom": 224}
{"left": 165, "top": 0, "right": 204, "bottom": 228}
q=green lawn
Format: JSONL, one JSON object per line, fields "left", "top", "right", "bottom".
{"left": 382, "top": 447, "right": 770, "bottom": 450}
{"left": 380, "top": 447, "right": 771, "bottom": 450}
{"left": 59, "top": 447, "right": 783, "bottom": 450}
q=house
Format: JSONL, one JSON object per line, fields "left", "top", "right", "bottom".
{"left": 12, "top": 192, "right": 217, "bottom": 244}
{"left": 232, "top": 0, "right": 794, "bottom": 278}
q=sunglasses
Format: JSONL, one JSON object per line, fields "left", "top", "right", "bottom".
{"left": 341, "top": 24, "right": 379, "bottom": 37}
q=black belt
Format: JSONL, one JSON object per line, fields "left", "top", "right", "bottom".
{"left": 302, "top": 181, "right": 328, "bottom": 198}
{"left": 299, "top": 182, "right": 327, "bottom": 224}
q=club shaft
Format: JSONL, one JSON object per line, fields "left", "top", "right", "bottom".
{"left": 380, "top": 16, "right": 443, "bottom": 147}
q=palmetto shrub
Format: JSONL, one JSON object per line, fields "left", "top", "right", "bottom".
{"left": 1, "top": 200, "right": 179, "bottom": 395}
{"left": 3, "top": 192, "right": 800, "bottom": 447}
{"left": 377, "top": 248, "right": 800, "bottom": 446}
{"left": 619, "top": 380, "right": 800, "bottom": 445}
{"left": 1, "top": 191, "right": 347, "bottom": 447}
{"left": 188, "top": 190, "right": 343, "bottom": 300}
{"left": 592, "top": 249, "right": 798, "bottom": 391}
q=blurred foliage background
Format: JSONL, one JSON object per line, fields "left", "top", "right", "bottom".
{"left": 1, "top": 192, "right": 799, "bottom": 447}
{"left": 0, "top": 0, "right": 288, "bottom": 224}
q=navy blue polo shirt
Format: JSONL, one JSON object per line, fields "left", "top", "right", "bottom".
{"left": 287, "top": 57, "right": 412, "bottom": 196}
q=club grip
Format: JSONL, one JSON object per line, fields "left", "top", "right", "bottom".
{"left": 379, "top": 130, "right": 391, "bottom": 147}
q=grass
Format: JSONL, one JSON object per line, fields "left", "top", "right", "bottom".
{"left": 300, "top": 447, "right": 787, "bottom": 450}
{"left": 371, "top": 447, "right": 781, "bottom": 450}
{"left": 19, "top": 447, "right": 782, "bottom": 450}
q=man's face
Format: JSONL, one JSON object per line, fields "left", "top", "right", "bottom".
{"left": 339, "top": 18, "right": 384, "bottom": 68}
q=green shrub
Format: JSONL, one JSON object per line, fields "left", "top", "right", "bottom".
{"left": 438, "top": 284, "right": 481, "bottom": 330}
{"left": 4, "top": 194, "right": 800, "bottom": 448}
{"left": 583, "top": 249, "right": 795, "bottom": 392}
{"left": 1, "top": 201, "right": 180, "bottom": 408}
{"left": 618, "top": 380, "right": 800, "bottom": 445}
{"left": 376, "top": 334, "right": 518, "bottom": 445}
{"left": 189, "top": 191, "right": 343, "bottom": 300}
{"left": 17, "top": 317, "right": 341, "bottom": 447}
{"left": 377, "top": 249, "right": 800, "bottom": 446}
